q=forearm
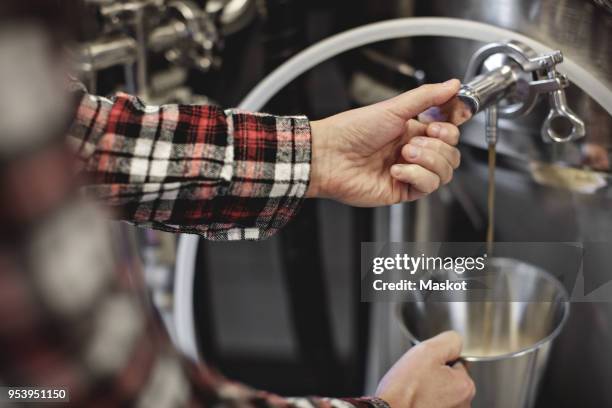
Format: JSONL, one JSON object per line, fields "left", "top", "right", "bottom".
{"left": 68, "top": 91, "right": 311, "bottom": 240}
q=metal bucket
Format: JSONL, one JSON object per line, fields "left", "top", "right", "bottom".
{"left": 398, "top": 258, "right": 570, "bottom": 408}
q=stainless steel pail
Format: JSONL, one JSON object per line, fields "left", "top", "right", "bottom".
{"left": 398, "top": 258, "right": 570, "bottom": 408}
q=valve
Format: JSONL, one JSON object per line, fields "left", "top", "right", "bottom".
{"left": 457, "top": 40, "right": 586, "bottom": 143}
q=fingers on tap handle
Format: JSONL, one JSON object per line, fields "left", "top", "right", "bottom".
{"left": 419, "top": 95, "right": 473, "bottom": 126}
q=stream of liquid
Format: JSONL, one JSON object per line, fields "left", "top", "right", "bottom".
{"left": 447, "top": 141, "right": 523, "bottom": 358}
{"left": 481, "top": 143, "right": 497, "bottom": 355}
{"left": 486, "top": 144, "right": 496, "bottom": 255}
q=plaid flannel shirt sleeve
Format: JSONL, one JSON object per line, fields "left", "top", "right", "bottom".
{"left": 67, "top": 91, "right": 311, "bottom": 240}
{"left": 53, "top": 91, "right": 391, "bottom": 407}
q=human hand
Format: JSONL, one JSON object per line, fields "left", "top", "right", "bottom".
{"left": 375, "top": 331, "right": 475, "bottom": 408}
{"left": 306, "top": 80, "right": 467, "bottom": 206}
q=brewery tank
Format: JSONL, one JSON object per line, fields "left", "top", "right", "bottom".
{"left": 363, "top": 1, "right": 612, "bottom": 407}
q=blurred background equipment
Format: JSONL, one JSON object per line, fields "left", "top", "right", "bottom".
{"left": 68, "top": 0, "right": 612, "bottom": 406}
{"left": 75, "top": 0, "right": 220, "bottom": 101}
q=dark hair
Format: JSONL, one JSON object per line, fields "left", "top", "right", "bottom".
{"left": 0, "top": 0, "right": 83, "bottom": 46}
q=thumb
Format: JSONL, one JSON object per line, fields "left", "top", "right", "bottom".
{"left": 424, "top": 330, "right": 463, "bottom": 365}
{"left": 383, "top": 79, "right": 461, "bottom": 120}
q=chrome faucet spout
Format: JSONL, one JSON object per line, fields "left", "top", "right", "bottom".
{"left": 458, "top": 65, "right": 518, "bottom": 115}
{"left": 485, "top": 106, "right": 499, "bottom": 146}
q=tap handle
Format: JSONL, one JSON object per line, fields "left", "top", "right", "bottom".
{"left": 541, "top": 87, "right": 586, "bottom": 143}
{"left": 538, "top": 63, "right": 586, "bottom": 143}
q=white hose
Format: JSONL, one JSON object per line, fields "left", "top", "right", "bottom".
{"left": 241, "top": 17, "right": 612, "bottom": 114}
{"left": 173, "top": 227, "right": 200, "bottom": 360}
{"left": 173, "top": 17, "right": 612, "bottom": 362}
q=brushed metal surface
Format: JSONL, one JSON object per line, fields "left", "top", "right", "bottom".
{"left": 398, "top": 258, "right": 569, "bottom": 408}
{"left": 415, "top": 0, "right": 612, "bottom": 174}
{"left": 414, "top": 0, "right": 610, "bottom": 82}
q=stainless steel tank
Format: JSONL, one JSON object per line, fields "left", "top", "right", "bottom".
{"left": 413, "top": 0, "right": 612, "bottom": 173}
{"left": 363, "top": 1, "right": 612, "bottom": 407}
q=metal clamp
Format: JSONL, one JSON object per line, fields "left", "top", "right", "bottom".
{"left": 459, "top": 40, "right": 586, "bottom": 143}
{"left": 164, "top": 0, "right": 220, "bottom": 72}
{"left": 539, "top": 69, "right": 586, "bottom": 143}
{"left": 542, "top": 86, "right": 587, "bottom": 142}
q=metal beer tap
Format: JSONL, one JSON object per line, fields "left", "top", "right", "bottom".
{"left": 457, "top": 40, "right": 586, "bottom": 145}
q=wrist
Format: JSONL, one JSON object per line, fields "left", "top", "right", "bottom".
{"left": 306, "top": 119, "right": 331, "bottom": 199}
{"left": 376, "top": 379, "right": 417, "bottom": 408}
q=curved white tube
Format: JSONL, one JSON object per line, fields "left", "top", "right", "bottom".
{"left": 242, "top": 17, "right": 612, "bottom": 114}
{"left": 173, "top": 229, "right": 200, "bottom": 360}
{"left": 174, "top": 17, "right": 612, "bottom": 362}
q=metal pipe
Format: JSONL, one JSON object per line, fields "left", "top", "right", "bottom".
{"left": 458, "top": 65, "right": 518, "bottom": 115}
{"left": 76, "top": 36, "right": 138, "bottom": 72}
{"left": 148, "top": 21, "right": 188, "bottom": 53}
{"left": 485, "top": 105, "right": 499, "bottom": 146}
{"left": 133, "top": 7, "right": 149, "bottom": 98}
{"left": 76, "top": 20, "right": 188, "bottom": 73}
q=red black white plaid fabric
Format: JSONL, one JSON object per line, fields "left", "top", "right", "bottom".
{"left": 0, "top": 90, "right": 394, "bottom": 407}
{"left": 69, "top": 91, "right": 311, "bottom": 241}
{"left": 0, "top": 199, "right": 388, "bottom": 407}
